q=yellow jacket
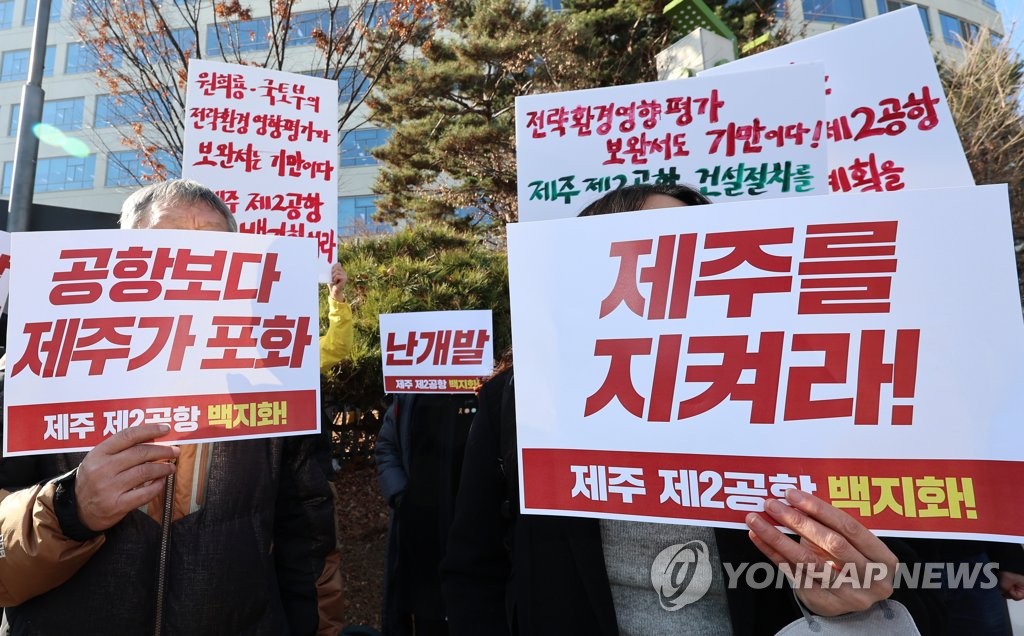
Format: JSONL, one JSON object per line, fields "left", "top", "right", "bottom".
{"left": 320, "top": 298, "right": 354, "bottom": 374}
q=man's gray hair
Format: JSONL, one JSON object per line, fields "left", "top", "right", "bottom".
{"left": 119, "top": 179, "right": 238, "bottom": 232}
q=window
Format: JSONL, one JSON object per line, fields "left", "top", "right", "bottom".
{"left": 338, "top": 195, "right": 390, "bottom": 235}
{"left": 8, "top": 97, "right": 85, "bottom": 136}
{"left": 304, "top": 67, "right": 370, "bottom": 103}
{"left": 338, "top": 67, "right": 368, "bottom": 102}
{"left": 2, "top": 155, "right": 96, "bottom": 194}
{"left": 23, "top": 0, "right": 61, "bottom": 25}
{"left": 340, "top": 128, "right": 390, "bottom": 167}
{"left": 939, "top": 12, "right": 979, "bottom": 46}
{"left": 207, "top": 17, "right": 273, "bottom": 54}
{"left": 105, "top": 150, "right": 180, "bottom": 187}
{"left": 541, "top": 0, "right": 562, "bottom": 10}
{"left": 94, "top": 92, "right": 156, "bottom": 128}
{"left": 1, "top": 162, "right": 11, "bottom": 195}
{"left": 1, "top": 46, "right": 55, "bottom": 82}
{"left": 802, "top": 0, "right": 864, "bottom": 24}
{"left": 140, "top": 27, "right": 196, "bottom": 61}
{"left": 363, "top": 1, "right": 392, "bottom": 25}
{"left": 982, "top": 0, "right": 996, "bottom": 8}
{"left": 66, "top": 42, "right": 122, "bottom": 74}
{"left": 208, "top": 11, "right": 341, "bottom": 54}
{"left": 68, "top": 0, "right": 120, "bottom": 19}
{"left": 289, "top": 9, "right": 348, "bottom": 45}
{"left": 36, "top": 155, "right": 96, "bottom": 191}
{"left": 0, "top": 0, "right": 14, "bottom": 29}
{"left": 3, "top": 51, "right": 30, "bottom": 82}
{"left": 362, "top": 2, "right": 422, "bottom": 26}
{"left": 877, "top": 1, "right": 929, "bottom": 36}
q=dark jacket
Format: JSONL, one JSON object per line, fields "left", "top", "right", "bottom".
{"left": 0, "top": 435, "right": 336, "bottom": 636}
{"left": 375, "top": 393, "right": 475, "bottom": 636}
{"left": 903, "top": 538, "right": 1024, "bottom": 575}
{"left": 441, "top": 369, "right": 946, "bottom": 636}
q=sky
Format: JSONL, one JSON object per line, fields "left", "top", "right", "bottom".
{"left": 1001, "top": 0, "right": 1024, "bottom": 53}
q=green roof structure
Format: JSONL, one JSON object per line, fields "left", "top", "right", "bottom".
{"left": 663, "top": 0, "right": 739, "bottom": 56}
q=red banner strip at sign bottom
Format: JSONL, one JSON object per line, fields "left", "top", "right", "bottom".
{"left": 6, "top": 389, "right": 318, "bottom": 455}
{"left": 521, "top": 448, "right": 1024, "bottom": 540}
{"left": 384, "top": 376, "right": 484, "bottom": 393}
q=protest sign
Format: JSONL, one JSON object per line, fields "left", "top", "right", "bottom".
{"left": 0, "top": 230, "right": 9, "bottom": 309}
{"left": 4, "top": 230, "right": 321, "bottom": 455}
{"left": 701, "top": 8, "right": 972, "bottom": 193}
{"left": 380, "top": 310, "right": 494, "bottom": 393}
{"left": 515, "top": 63, "right": 828, "bottom": 222}
{"left": 507, "top": 185, "right": 1024, "bottom": 541}
{"left": 183, "top": 59, "right": 339, "bottom": 281}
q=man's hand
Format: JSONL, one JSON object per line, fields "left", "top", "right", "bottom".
{"left": 75, "top": 424, "right": 179, "bottom": 532}
{"left": 329, "top": 262, "right": 348, "bottom": 303}
{"left": 1000, "top": 570, "right": 1024, "bottom": 601}
{"left": 746, "top": 488, "right": 898, "bottom": 616}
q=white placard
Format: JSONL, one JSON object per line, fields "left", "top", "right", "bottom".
{"left": 516, "top": 63, "right": 828, "bottom": 222}
{"left": 0, "top": 230, "right": 9, "bottom": 310}
{"left": 701, "top": 8, "right": 972, "bottom": 193}
{"left": 183, "top": 59, "right": 339, "bottom": 281}
{"left": 4, "top": 229, "right": 321, "bottom": 455}
{"left": 508, "top": 186, "right": 1024, "bottom": 541}
{"left": 379, "top": 310, "right": 494, "bottom": 393}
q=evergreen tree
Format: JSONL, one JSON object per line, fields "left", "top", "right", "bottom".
{"left": 369, "top": 0, "right": 779, "bottom": 227}
{"left": 711, "top": 0, "right": 781, "bottom": 50}
{"left": 368, "top": 0, "right": 578, "bottom": 227}
{"left": 561, "top": 0, "right": 778, "bottom": 82}
{"left": 559, "top": 0, "right": 677, "bottom": 87}
{"left": 940, "top": 38, "right": 1024, "bottom": 304}
{"left": 321, "top": 222, "right": 511, "bottom": 416}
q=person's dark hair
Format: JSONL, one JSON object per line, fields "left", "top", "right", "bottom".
{"left": 576, "top": 184, "right": 711, "bottom": 217}
{"left": 492, "top": 185, "right": 708, "bottom": 379}
{"left": 488, "top": 345, "right": 514, "bottom": 379}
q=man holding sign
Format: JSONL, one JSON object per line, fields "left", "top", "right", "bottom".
{"left": 0, "top": 180, "right": 342, "bottom": 635}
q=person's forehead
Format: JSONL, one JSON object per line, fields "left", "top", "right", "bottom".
{"left": 640, "top": 193, "right": 687, "bottom": 211}
{"left": 147, "top": 199, "right": 228, "bottom": 230}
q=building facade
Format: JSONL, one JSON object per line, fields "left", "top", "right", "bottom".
{"left": 783, "top": 0, "right": 1004, "bottom": 56}
{"left": 0, "top": 0, "right": 1006, "bottom": 236}
{"left": 0, "top": 0, "right": 389, "bottom": 236}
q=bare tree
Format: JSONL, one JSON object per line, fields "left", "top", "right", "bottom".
{"left": 70, "top": 0, "right": 433, "bottom": 182}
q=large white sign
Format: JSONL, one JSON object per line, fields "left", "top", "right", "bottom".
{"left": 507, "top": 186, "right": 1024, "bottom": 541}
{"left": 379, "top": 310, "right": 494, "bottom": 393}
{"left": 516, "top": 63, "right": 827, "bottom": 222}
{"left": 701, "top": 8, "right": 972, "bottom": 193}
{"left": 183, "top": 59, "right": 339, "bottom": 281}
{"left": 4, "top": 230, "right": 321, "bottom": 455}
{"left": 0, "top": 230, "right": 9, "bottom": 310}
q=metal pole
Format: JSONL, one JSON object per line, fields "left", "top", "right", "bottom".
{"left": 7, "top": 0, "right": 53, "bottom": 233}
